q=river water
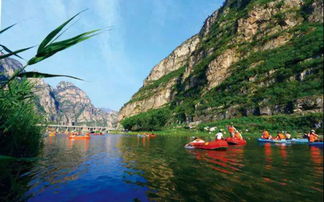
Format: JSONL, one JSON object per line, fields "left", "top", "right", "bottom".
{"left": 0, "top": 135, "right": 322, "bottom": 201}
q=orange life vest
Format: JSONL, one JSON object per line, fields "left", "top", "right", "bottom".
{"left": 308, "top": 133, "right": 318, "bottom": 142}
{"left": 228, "top": 126, "right": 235, "bottom": 133}
{"left": 262, "top": 131, "right": 270, "bottom": 139}
{"left": 277, "top": 133, "right": 286, "bottom": 140}
{"left": 234, "top": 132, "right": 243, "bottom": 139}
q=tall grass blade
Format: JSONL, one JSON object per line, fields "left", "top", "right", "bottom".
{"left": 17, "top": 71, "right": 83, "bottom": 80}
{"left": 37, "top": 9, "right": 87, "bottom": 53}
{"left": 0, "top": 24, "right": 16, "bottom": 34}
{"left": 0, "top": 47, "right": 33, "bottom": 60}
{"left": 0, "top": 45, "right": 23, "bottom": 59}
{"left": 28, "top": 29, "right": 99, "bottom": 65}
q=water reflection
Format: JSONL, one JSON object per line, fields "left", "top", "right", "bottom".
{"left": 264, "top": 143, "right": 272, "bottom": 170}
{"left": 0, "top": 135, "right": 322, "bottom": 201}
{"left": 187, "top": 146, "right": 245, "bottom": 175}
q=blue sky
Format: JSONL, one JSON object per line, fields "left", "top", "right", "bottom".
{"left": 1, "top": 0, "right": 223, "bottom": 110}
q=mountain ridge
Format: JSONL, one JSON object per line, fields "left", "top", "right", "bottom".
{"left": 119, "top": 0, "right": 323, "bottom": 130}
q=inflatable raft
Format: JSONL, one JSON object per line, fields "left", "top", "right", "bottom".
{"left": 68, "top": 136, "right": 90, "bottom": 140}
{"left": 185, "top": 140, "right": 228, "bottom": 150}
{"left": 309, "top": 142, "right": 323, "bottom": 147}
{"left": 258, "top": 138, "right": 309, "bottom": 144}
{"left": 257, "top": 138, "right": 289, "bottom": 143}
{"left": 225, "top": 137, "right": 247, "bottom": 145}
{"left": 290, "top": 138, "right": 308, "bottom": 143}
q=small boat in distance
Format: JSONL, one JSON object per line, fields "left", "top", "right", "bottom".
{"left": 68, "top": 135, "right": 91, "bottom": 140}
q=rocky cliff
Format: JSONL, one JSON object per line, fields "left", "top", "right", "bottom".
{"left": 0, "top": 58, "right": 118, "bottom": 128}
{"left": 120, "top": 0, "right": 323, "bottom": 129}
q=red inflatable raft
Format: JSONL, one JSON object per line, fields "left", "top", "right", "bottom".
{"left": 185, "top": 140, "right": 228, "bottom": 150}
{"left": 225, "top": 137, "right": 247, "bottom": 145}
{"left": 144, "top": 133, "right": 157, "bottom": 138}
{"left": 68, "top": 136, "right": 90, "bottom": 140}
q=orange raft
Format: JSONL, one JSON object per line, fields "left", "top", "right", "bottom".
{"left": 68, "top": 136, "right": 91, "bottom": 140}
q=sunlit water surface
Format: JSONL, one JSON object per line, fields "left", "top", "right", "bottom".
{"left": 0, "top": 135, "right": 323, "bottom": 201}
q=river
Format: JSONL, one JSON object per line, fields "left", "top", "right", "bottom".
{"left": 0, "top": 135, "right": 322, "bottom": 201}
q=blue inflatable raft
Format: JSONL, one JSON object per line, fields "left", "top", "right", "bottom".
{"left": 309, "top": 142, "right": 323, "bottom": 147}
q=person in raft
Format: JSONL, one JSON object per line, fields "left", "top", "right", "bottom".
{"left": 307, "top": 130, "right": 319, "bottom": 142}
{"left": 215, "top": 129, "right": 224, "bottom": 140}
{"left": 274, "top": 131, "right": 286, "bottom": 140}
{"left": 261, "top": 130, "right": 272, "bottom": 139}
{"left": 233, "top": 130, "right": 243, "bottom": 139}
{"left": 227, "top": 123, "right": 236, "bottom": 137}
{"left": 285, "top": 131, "right": 292, "bottom": 140}
{"left": 192, "top": 137, "right": 205, "bottom": 143}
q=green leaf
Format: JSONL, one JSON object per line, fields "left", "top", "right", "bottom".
{"left": 0, "top": 24, "right": 16, "bottom": 34}
{"left": 17, "top": 71, "right": 83, "bottom": 81}
{"left": 0, "top": 44, "right": 23, "bottom": 59}
{"left": 0, "top": 47, "right": 33, "bottom": 60}
{"left": 28, "top": 29, "right": 99, "bottom": 65}
{"left": 37, "top": 9, "right": 87, "bottom": 53}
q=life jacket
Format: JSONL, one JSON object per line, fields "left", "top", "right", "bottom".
{"left": 228, "top": 126, "right": 235, "bottom": 133}
{"left": 277, "top": 133, "right": 286, "bottom": 140}
{"left": 262, "top": 131, "right": 270, "bottom": 139}
{"left": 234, "top": 132, "right": 243, "bottom": 139}
{"left": 308, "top": 133, "right": 318, "bottom": 142}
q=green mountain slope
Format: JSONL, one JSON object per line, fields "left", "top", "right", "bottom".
{"left": 120, "top": 0, "right": 323, "bottom": 131}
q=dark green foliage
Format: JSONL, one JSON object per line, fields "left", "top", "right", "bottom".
{"left": 121, "top": 107, "right": 171, "bottom": 131}
{"left": 198, "top": 113, "right": 323, "bottom": 135}
{"left": 0, "top": 79, "right": 44, "bottom": 157}
{"left": 201, "top": 23, "right": 323, "bottom": 110}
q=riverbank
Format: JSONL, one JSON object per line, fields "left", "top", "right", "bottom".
{"left": 116, "top": 113, "right": 323, "bottom": 139}
{"left": 110, "top": 128, "right": 323, "bottom": 141}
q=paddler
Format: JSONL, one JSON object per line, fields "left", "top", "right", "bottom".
{"left": 285, "top": 131, "right": 292, "bottom": 140}
{"left": 274, "top": 131, "right": 286, "bottom": 140}
{"left": 261, "top": 130, "right": 272, "bottom": 139}
{"left": 215, "top": 129, "right": 224, "bottom": 140}
{"left": 234, "top": 130, "right": 243, "bottom": 139}
{"left": 227, "top": 123, "right": 236, "bottom": 137}
{"left": 192, "top": 137, "right": 205, "bottom": 143}
{"left": 307, "top": 130, "right": 319, "bottom": 142}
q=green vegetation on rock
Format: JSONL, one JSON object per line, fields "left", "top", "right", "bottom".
{"left": 121, "top": 0, "right": 323, "bottom": 132}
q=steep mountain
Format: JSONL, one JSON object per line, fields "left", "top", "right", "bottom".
{"left": 51, "top": 81, "right": 117, "bottom": 127}
{"left": 0, "top": 58, "right": 118, "bottom": 128}
{"left": 120, "top": 0, "right": 323, "bottom": 130}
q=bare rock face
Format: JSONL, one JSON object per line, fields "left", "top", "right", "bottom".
{"left": 0, "top": 57, "right": 23, "bottom": 80}
{"left": 144, "top": 35, "right": 200, "bottom": 85}
{"left": 206, "top": 48, "right": 239, "bottom": 90}
{"left": 118, "top": 78, "right": 176, "bottom": 120}
{"left": 30, "top": 79, "right": 58, "bottom": 121}
{"left": 308, "top": 0, "right": 324, "bottom": 23}
{"left": 52, "top": 81, "right": 117, "bottom": 127}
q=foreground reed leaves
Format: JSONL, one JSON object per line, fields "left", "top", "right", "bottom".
{"left": 0, "top": 24, "right": 16, "bottom": 34}
{"left": 0, "top": 47, "right": 33, "bottom": 60}
{"left": 17, "top": 72, "right": 83, "bottom": 80}
{"left": 0, "top": 10, "right": 99, "bottom": 87}
{"left": 28, "top": 10, "right": 99, "bottom": 65}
